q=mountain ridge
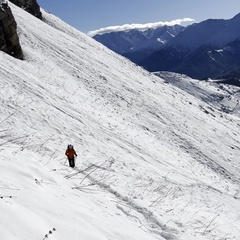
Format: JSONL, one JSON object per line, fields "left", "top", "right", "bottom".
{"left": 140, "top": 13, "right": 240, "bottom": 81}
{"left": 93, "top": 24, "right": 185, "bottom": 63}
{"left": 92, "top": 13, "right": 240, "bottom": 82}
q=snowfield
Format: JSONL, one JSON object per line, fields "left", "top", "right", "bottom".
{"left": 0, "top": 3, "right": 240, "bottom": 240}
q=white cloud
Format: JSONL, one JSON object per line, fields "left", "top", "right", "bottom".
{"left": 88, "top": 18, "right": 195, "bottom": 37}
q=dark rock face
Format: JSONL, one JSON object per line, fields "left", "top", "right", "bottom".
{"left": 0, "top": 3, "right": 23, "bottom": 59}
{"left": 9, "top": 0, "right": 42, "bottom": 19}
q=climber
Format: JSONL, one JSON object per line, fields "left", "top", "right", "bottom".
{"left": 65, "top": 144, "right": 77, "bottom": 168}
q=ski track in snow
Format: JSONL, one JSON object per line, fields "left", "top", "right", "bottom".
{"left": 0, "top": 3, "right": 240, "bottom": 240}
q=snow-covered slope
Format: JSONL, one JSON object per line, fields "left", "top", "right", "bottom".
{"left": 155, "top": 71, "right": 240, "bottom": 116}
{"left": 1, "top": 3, "right": 240, "bottom": 240}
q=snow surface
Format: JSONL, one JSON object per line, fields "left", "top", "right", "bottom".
{"left": 0, "top": 3, "right": 240, "bottom": 240}
{"left": 155, "top": 72, "right": 240, "bottom": 117}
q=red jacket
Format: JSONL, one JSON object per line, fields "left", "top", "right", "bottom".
{"left": 65, "top": 148, "right": 77, "bottom": 159}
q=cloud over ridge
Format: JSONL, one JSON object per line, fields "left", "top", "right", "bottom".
{"left": 88, "top": 18, "right": 195, "bottom": 37}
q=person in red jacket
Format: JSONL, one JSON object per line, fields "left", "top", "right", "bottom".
{"left": 65, "top": 144, "right": 77, "bottom": 168}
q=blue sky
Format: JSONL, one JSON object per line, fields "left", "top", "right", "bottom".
{"left": 37, "top": 0, "right": 240, "bottom": 34}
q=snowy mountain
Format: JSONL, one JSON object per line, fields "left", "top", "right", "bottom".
{"left": 1, "top": 2, "right": 240, "bottom": 240}
{"left": 141, "top": 13, "right": 240, "bottom": 82}
{"left": 92, "top": 25, "right": 184, "bottom": 64}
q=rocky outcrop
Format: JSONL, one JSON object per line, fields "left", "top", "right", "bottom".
{"left": 0, "top": 2, "right": 23, "bottom": 59}
{"left": 9, "top": 0, "right": 42, "bottom": 19}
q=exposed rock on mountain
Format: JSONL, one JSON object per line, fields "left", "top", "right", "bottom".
{"left": 0, "top": 2, "right": 23, "bottom": 59}
{"left": 9, "top": 0, "right": 42, "bottom": 19}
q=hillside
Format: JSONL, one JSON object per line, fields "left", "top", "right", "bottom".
{"left": 0, "top": 3, "right": 240, "bottom": 240}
